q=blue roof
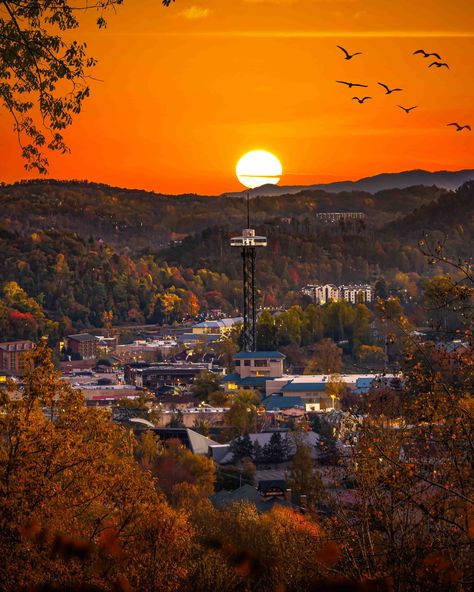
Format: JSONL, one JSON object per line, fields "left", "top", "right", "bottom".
{"left": 262, "top": 396, "right": 303, "bottom": 410}
{"left": 221, "top": 372, "right": 240, "bottom": 382}
{"left": 234, "top": 351, "right": 285, "bottom": 360}
{"left": 239, "top": 376, "right": 271, "bottom": 387}
{"left": 281, "top": 382, "right": 326, "bottom": 392}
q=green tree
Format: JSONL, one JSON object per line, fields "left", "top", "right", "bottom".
{"left": 230, "top": 433, "right": 254, "bottom": 461}
{"left": 286, "top": 443, "right": 325, "bottom": 505}
{"left": 226, "top": 389, "right": 260, "bottom": 436}
{"left": 257, "top": 310, "right": 277, "bottom": 350}
{"left": 167, "top": 409, "right": 185, "bottom": 428}
{"left": 192, "top": 370, "right": 222, "bottom": 403}
{"left": 262, "top": 431, "right": 288, "bottom": 464}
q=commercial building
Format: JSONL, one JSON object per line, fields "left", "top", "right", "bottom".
{"left": 0, "top": 340, "right": 35, "bottom": 374}
{"left": 124, "top": 361, "right": 223, "bottom": 391}
{"left": 191, "top": 317, "right": 242, "bottom": 336}
{"left": 222, "top": 351, "right": 286, "bottom": 392}
{"left": 67, "top": 334, "right": 99, "bottom": 360}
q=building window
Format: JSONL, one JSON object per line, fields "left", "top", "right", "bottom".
{"left": 235, "top": 360, "right": 241, "bottom": 366}
{"left": 244, "top": 360, "right": 251, "bottom": 367}
{"left": 254, "top": 360, "right": 268, "bottom": 367}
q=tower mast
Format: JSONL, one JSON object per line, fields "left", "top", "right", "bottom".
{"left": 230, "top": 192, "right": 267, "bottom": 351}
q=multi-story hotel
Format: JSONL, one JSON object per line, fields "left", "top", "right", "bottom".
{"left": 302, "top": 283, "right": 373, "bottom": 305}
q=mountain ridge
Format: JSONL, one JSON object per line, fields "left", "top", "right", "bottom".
{"left": 223, "top": 168, "right": 474, "bottom": 198}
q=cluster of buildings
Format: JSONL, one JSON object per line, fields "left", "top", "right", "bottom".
{"left": 301, "top": 283, "right": 373, "bottom": 305}
{"left": 221, "top": 350, "right": 397, "bottom": 414}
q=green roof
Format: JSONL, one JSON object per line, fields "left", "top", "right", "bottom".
{"left": 234, "top": 351, "right": 285, "bottom": 360}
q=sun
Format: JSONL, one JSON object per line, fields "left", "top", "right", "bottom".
{"left": 236, "top": 150, "right": 282, "bottom": 189}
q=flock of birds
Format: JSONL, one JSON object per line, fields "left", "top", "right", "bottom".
{"left": 335, "top": 45, "right": 471, "bottom": 132}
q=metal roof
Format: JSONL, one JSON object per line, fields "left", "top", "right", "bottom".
{"left": 68, "top": 333, "right": 98, "bottom": 342}
{"left": 262, "top": 396, "right": 303, "bottom": 410}
{"left": 281, "top": 382, "right": 327, "bottom": 392}
{"left": 239, "top": 376, "right": 271, "bottom": 387}
{"left": 221, "top": 372, "right": 241, "bottom": 382}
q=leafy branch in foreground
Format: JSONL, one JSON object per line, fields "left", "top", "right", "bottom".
{"left": 0, "top": 0, "right": 174, "bottom": 173}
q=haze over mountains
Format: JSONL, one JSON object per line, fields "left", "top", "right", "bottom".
{"left": 223, "top": 169, "right": 474, "bottom": 198}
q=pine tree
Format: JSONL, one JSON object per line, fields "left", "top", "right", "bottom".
{"left": 262, "top": 432, "right": 288, "bottom": 464}
{"left": 230, "top": 433, "right": 254, "bottom": 461}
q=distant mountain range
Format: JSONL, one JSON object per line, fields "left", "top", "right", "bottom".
{"left": 223, "top": 169, "right": 474, "bottom": 198}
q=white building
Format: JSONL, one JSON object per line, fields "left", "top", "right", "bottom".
{"left": 302, "top": 283, "right": 372, "bottom": 305}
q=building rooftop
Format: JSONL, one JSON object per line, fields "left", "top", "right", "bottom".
{"left": 239, "top": 376, "right": 271, "bottom": 388}
{"left": 221, "top": 372, "right": 241, "bottom": 383}
{"left": 234, "top": 351, "right": 285, "bottom": 360}
{"left": 262, "top": 396, "right": 304, "bottom": 410}
{"left": 150, "top": 427, "right": 220, "bottom": 456}
{"left": 0, "top": 340, "right": 35, "bottom": 351}
{"left": 281, "top": 382, "right": 327, "bottom": 393}
{"left": 210, "top": 484, "right": 292, "bottom": 513}
{"left": 67, "top": 333, "right": 98, "bottom": 342}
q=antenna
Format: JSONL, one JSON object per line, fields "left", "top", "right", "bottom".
{"left": 247, "top": 191, "right": 250, "bottom": 228}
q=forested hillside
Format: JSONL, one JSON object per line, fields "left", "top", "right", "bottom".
{"left": 0, "top": 180, "right": 445, "bottom": 247}
{"left": 0, "top": 180, "right": 472, "bottom": 337}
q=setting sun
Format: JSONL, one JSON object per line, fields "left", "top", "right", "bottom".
{"left": 236, "top": 150, "right": 282, "bottom": 189}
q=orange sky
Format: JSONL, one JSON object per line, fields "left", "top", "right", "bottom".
{"left": 1, "top": 0, "right": 473, "bottom": 194}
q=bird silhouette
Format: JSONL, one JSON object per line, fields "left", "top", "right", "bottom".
{"left": 337, "top": 45, "right": 362, "bottom": 60}
{"left": 336, "top": 80, "right": 368, "bottom": 88}
{"left": 447, "top": 123, "right": 471, "bottom": 132}
{"left": 352, "top": 96, "right": 372, "bottom": 103}
{"left": 398, "top": 105, "right": 418, "bottom": 114}
{"left": 429, "top": 61, "right": 449, "bottom": 69}
{"left": 378, "top": 82, "right": 403, "bottom": 94}
{"left": 413, "top": 49, "right": 442, "bottom": 60}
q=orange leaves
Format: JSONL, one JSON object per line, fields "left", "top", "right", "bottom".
{"left": 318, "top": 540, "right": 342, "bottom": 568}
{"left": 422, "top": 552, "right": 461, "bottom": 584}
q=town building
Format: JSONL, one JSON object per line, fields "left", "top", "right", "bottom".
{"left": 191, "top": 317, "right": 242, "bottom": 336}
{"left": 67, "top": 333, "right": 99, "bottom": 360}
{"left": 302, "top": 283, "right": 373, "bottom": 305}
{"left": 315, "top": 212, "right": 365, "bottom": 223}
{"left": 0, "top": 340, "right": 35, "bottom": 374}
{"left": 124, "top": 361, "right": 223, "bottom": 391}
{"left": 222, "top": 351, "right": 286, "bottom": 392}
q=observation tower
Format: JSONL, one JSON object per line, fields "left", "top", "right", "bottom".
{"left": 230, "top": 197, "right": 267, "bottom": 352}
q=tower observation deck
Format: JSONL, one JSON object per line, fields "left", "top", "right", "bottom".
{"left": 231, "top": 217, "right": 267, "bottom": 352}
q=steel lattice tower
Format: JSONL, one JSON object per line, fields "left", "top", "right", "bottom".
{"left": 230, "top": 195, "right": 267, "bottom": 351}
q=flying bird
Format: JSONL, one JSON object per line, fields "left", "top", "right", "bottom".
{"left": 337, "top": 45, "right": 362, "bottom": 60}
{"left": 447, "top": 123, "right": 471, "bottom": 132}
{"left": 352, "top": 96, "right": 372, "bottom": 103}
{"left": 413, "top": 49, "right": 442, "bottom": 60}
{"left": 336, "top": 80, "right": 368, "bottom": 88}
{"left": 429, "top": 61, "right": 449, "bottom": 69}
{"left": 378, "top": 82, "right": 403, "bottom": 94}
{"left": 398, "top": 105, "right": 418, "bottom": 114}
